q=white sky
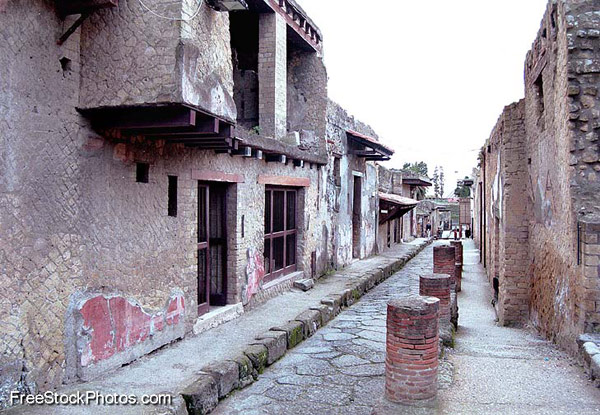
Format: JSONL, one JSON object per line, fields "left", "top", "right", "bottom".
{"left": 299, "top": 0, "right": 549, "bottom": 196}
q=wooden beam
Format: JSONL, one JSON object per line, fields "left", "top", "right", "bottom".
{"left": 265, "top": 154, "right": 286, "bottom": 164}
{"left": 232, "top": 146, "right": 253, "bottom": 157}
{"left": 94, "top": 107, "right": 197, "bottom": 130}
{"left": 258, "top": 175, "right": 310, "bottom": 187}
{"left": 130, "top": 119, "right": 219, "bottom": 137}
{"left": 192, "top": 170, "right": 245, "bottom": 183}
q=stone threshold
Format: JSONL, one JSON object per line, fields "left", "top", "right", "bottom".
{"left": 183, "top": 239, "right": 433, "bottom": 415}
{"left": 193, "top": 303, "right": 245, "bottom": 336}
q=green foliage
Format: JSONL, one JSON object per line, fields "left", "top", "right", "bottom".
{"left": 454, "top": 176, "right": 472, "bottom": 197}
{"left": 402, "top": 161, "right": 428, "bottom": 176}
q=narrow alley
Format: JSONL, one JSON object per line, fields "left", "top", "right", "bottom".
{"left": 212, "top": 241, "right": 600, "bottom": 415}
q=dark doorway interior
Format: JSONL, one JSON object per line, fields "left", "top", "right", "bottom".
{"left": 198, "top": 182, "right": 228, "bottom": 316}
{"left": 352, "top": 176, "right": 362, "bottom": 258}
{"left": 264, "top": 187, "right": 298, "bottom": 283}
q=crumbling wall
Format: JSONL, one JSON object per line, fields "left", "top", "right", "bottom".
{"left": 495, "top": 101, "right": 530, "bottom": 327}
{"left": 561, "top": 0, "right": 600, "bottom": 339}
{"left": 287, "top": 48, "right": 328, "bottom": 148}
{"left": 0, "top": 0, "right": 324, "bottom": 403}
{"left": 525, "top": 0, "right": 580, "bottom": 351}
{"left": 79, "top": 0, "right": 236, "bottom": 120}
{"left": 325, "top": 101, "right": 379, "bottom": 268}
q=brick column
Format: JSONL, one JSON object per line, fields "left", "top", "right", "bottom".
{"left": 450, "top": 241, "right": 463, "bottom": 292}
{"left": 386, "top": 296, "right": 439, "bottom": 403}
{"left": 434, "top": 245, "right": 459, "bottom": 329}
{"left": 433, "top": 246, "right": 456, "bottom": 291}
{"left": 420, "top": 274, "right": 452, "bottom": 344}
{"left": 258, "top": 12, "right": 287, "bottom": 140}
{"left": 454, "top": 263, "right": 462, "bottom": 292}
{"left": 450, "top": 241, "right": 463, "bottom": 266}
{"left": 581, "top": 221, "right": 600, "bottom": 333}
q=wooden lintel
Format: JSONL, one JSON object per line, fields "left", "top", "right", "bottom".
{"left": 192, "top": 170, "right": 245, "bottom": 183}
{"left": 258, "top": 175, "right": 310, "bottom": 187}
{"left": 94, "top": 107, "right": 197, "bottom": 130}
{"left": 232, "top": 146, "right": 253, "bottom": 157}
{"left": 131, "top": 119, "right": 219, "bottom": 137}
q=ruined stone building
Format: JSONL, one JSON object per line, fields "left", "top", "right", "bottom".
{"left": 0, "top": 0, "right": 410, "bottom": 404}
{"left": 473, "top": 0, "right": 600, "bottom": 355}
{"left": 377, "top": 168, "right": 431, "bottom": 251}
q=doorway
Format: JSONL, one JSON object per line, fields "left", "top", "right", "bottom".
{"left": 198, "top": 183, "right": 228, "bottom": 316}
{"left": 352, "top": 176, "right": 362, "bottom": 258}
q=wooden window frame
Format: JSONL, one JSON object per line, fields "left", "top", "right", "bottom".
{"left": 264, "top": 186, "right": 298, "bottom": 283}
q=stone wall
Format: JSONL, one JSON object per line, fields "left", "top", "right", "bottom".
{"left": 525, "top": 0, "right": 580, "bottom": 349}
{"left": 0, "top": 0, "right": 333, "bottom": 405}
{"left": 80, "top": 0, "right": 236, "bottom": 121}
{"left": 324, "top": 101, "right": 379, "bottom": 268}
{"left": 477, "top": 101, "right": 530, "bottom": 326}
{"left": 473, "top": 0, "right": 600, "bottom": 353}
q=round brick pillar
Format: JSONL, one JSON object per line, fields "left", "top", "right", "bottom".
{"left": 386, "top": 296, "right": 439, "bottom": 403}
{"left": 455, "top": 263, "right": 462, "bottom": 292}
{"left": 419, "top": 274, "right": 451, "bottom": 329}
{"left": 450, "top": 241, "right": 463, "bottom": 266}
{"left": 433, "top": 245, "right": 457, "bottom": 292}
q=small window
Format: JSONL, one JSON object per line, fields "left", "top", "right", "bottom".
{"left": 168, "top": 175, "right": 178, "bottom": 217}
{"left": 534, "top": 74, "right": 545, "bottom": 129}
{"left": 333, "top": 157, "right": 341, "bottom": 187}
{"left": 136, "top": 162, "right": 149, "bottom": 183}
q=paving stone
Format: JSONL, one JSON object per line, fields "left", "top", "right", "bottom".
{"left": 323, "top": 332, "right": 356, "bottom": 341}
{"left": 356, "top": 329, "right": 385, "bottom": 342}
{"left": 309, "top": 386, "right": 352, "bottom": 406}
{"left": 338, "top": 363, "right": 385, "bottom": 377}
{"left": 331, "top": 354, "right": 370, "bottom": 367}
{"left": 276, "top": 374, "right": 324, "bottom": 386}
{"left": 264, "top": 384, "right": 306, "bottom": 401}
{"left": 295, "top": 359, "right": 337, "bottom": 376}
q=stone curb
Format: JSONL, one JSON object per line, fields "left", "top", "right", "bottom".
{"left": 578, "top": 333, "right": 600, "bottom": 387}
{"left": 181, "top": 239, "right": 432, "bottom": 415}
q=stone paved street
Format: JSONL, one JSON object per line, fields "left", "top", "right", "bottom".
{"left": 212, "top": 243, "right": 446, "bottom": 415}
{"left": 213, "top": 241, "right": 600, "bottom": 415}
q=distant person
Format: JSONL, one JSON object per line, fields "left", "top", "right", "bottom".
{"left": 426, "top": 223, "right": 432, "bottom": 238}
{"left": 465, "top": 227, "right": 472, "bottom": 239}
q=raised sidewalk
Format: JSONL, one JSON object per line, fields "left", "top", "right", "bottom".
{"left": 5, "top": 239, "right": 430, "bottom": 415}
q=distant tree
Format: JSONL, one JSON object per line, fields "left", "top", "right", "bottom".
{"left": 402, "top": 161, "right": 428, "bottom": 177}
{"left": 432, "top": 167, "right": 440, "bottom": 198}
{"left": 439, "top": 167, "right": 445, "bottom": 198}
{"left": 454, "top": 176, "right": 471, "bottom": 197}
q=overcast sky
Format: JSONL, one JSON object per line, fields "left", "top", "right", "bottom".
{"left": 299, "top": 0, "right": 549, "bottom": 196}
